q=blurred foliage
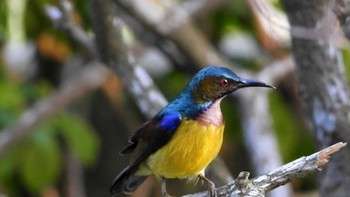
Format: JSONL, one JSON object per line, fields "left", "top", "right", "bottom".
{"left": 271, "top": 0, "right": 284, "bottom": 10}
{"left": 55, "top": 112, "right": 99, "bottom": 165}
{"left": 269, "top": 91, "right": 314, "bottom": 162}
{"left": 212, "top": 1, "right": 253, "bottom": 39}
{"left": 156, "top": 70, "right": 188, "bottom": 101}
{"left": 20, "top": 124, "right": 61, "bottom": 193}
{"left": 0, "top": 1, "right": 7, "bottom": 44}
{"left": 269, "top": 90, "right": 317, "bottom": 191}
{"left": 342, "top": 49, "right": 350, "bottom": 82}
{"left": 0, "top": 52, "right": 99, "bottom": 195}
{"left": 25, "top": 0, "right": 52, "bottom": 39}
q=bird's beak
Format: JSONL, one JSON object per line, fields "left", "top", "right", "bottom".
{"left": 237, "top": 78, "right": 276, "bottom": 89}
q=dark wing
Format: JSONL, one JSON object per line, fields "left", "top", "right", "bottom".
{"left": 123, "top": 111, "right": 181, "bottom": 164}
{"left": 110, "top": 112, "right": 182, "bottom": 194}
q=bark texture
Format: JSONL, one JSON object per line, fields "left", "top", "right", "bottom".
{"left": 281, "top": 0, "right": 350, "bottom": 196}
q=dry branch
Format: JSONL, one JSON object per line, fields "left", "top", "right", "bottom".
{"left": 183, "top": 142, "right": 346, "bottom": 197}
{"left": 46, "top": 1, "right": 96, "bottom": 58}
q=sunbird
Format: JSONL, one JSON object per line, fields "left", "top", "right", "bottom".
{"left": 110, "top": 66, "right": 274, "bottom": 196}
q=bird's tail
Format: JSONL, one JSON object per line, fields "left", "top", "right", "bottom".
{"left": 110, "top": 166, "right": 148, "bottom": 195}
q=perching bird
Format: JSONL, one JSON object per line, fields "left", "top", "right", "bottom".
{"left": 110, "top": 66, "right": 274, "bottom": 197}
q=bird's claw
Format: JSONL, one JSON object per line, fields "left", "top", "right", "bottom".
{"left": 197, "top": 174, "right": 217, "bottom": 197}
{"left": 209, "top": 187, "right": 217, "bottom": 197}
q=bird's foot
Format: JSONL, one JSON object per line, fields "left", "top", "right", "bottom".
{"left": 208, "top": 187, "right": 217, "bottom": 197}
{"left": 198, "top": 174, "right": 217, "bottom": 197}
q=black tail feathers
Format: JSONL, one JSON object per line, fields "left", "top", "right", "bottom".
{"left": 110, "top": 166, "right": 148, "bottom": 195}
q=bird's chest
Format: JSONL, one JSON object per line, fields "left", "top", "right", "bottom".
{"left": 145, "top": 119, "right": 225, "bottom": 179}
{"left": 196, "top": 99, "right": 223, "bottom": 126}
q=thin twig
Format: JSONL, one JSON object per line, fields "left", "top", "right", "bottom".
{"left": 45, "top": 2, "right": 96, "bottom": 58}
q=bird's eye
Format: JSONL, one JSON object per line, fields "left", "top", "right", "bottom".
{"left": 220, "top": 78, "right": 229, "bottom": 86}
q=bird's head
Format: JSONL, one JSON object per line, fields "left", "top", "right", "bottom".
{"left": 186, "top": 66, "right": 274, "bottom": 103}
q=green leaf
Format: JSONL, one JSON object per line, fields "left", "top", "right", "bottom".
{"left": 0, "top": 82, "right": 25, "bottom": 113}
{"left": 0, "top": 152, "right": 14, "bottom": 183}
{"left": 342, "top": 49, "right": 350, "bottom": 82}
{"left": 0, "top": 109, "right": 17, "bottom": 128}
{"left": 19, "top": 127, "right": 61, "bottom": 193}
{"left": 56, "top": 112, "right": 99, "bottom": 165}
{"left": 21, "top": 80, "right": 53, "bottom": 101}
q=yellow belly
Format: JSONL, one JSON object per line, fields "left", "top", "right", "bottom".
{"left": 136, "top": 119, "right": 224, "bottom": 179}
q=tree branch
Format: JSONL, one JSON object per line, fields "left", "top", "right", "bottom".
{"left": 183, "top": 142, "right": 347, "bottom": 197}
{"left": 45, "top": 1, "right": 96, "bottom": 58}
